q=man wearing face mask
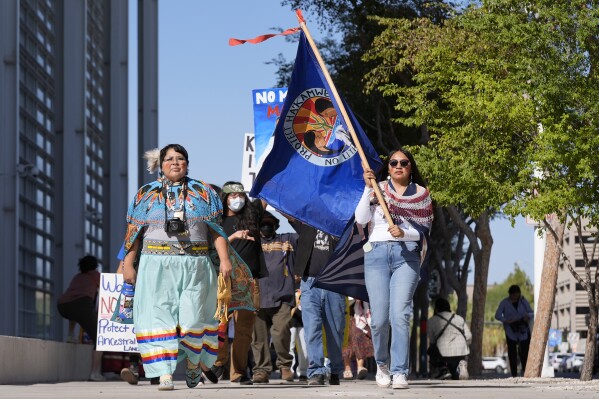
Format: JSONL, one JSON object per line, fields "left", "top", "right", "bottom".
{"left": 250, "top": 212, "right": 298, "bottom": 384}
{"left": 211, "top": 181, "right": 268, "bottom": 385}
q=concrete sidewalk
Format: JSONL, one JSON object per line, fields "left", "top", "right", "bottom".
{"left": 2, "top": 377, "right": 599, "bottom": 399}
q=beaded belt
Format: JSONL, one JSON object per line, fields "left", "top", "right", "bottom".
{"left": 141, "top": 240, "right": 209, "bottom": 256}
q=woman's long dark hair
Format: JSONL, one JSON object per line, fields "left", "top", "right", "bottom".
{"left": 220, "top": 181, "right": 260, "bottom": 238}
{"left": 383, "top": 147, "right": 427, "bottom": 188}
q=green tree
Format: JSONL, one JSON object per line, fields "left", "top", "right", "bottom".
{"left": 497, "top": 1, "right": 599, "bottom": 380}
{"left": 278, "top": 0, "right": 454, "bottom": 149}
{"left": 360, "top": 0, "right": 599, "bottom": 378}
{"left": 363, "top": 5, "right": 536, "bottom": 376}
{"left": 364, "top": 0, "right": 599, "bottom": 379}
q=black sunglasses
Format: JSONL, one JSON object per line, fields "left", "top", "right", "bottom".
{"left": 389, "top": 159, "right": 410, "bottom": 168}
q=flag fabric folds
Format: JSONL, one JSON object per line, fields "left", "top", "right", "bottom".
{"left": 249, "top": 31, "right": 381, "bottom": 237}
{"left": 314, "top": 220, "right": 431, "bottom": 302}
{"left": 313, "top": 220, "right": 370, "bottom": 301}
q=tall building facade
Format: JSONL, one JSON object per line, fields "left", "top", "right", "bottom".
{"left": 0, "top": 0, "right": 130, "bottom": 340}
{"left": 552, "top": 223, "right": 598, "bottom": 349}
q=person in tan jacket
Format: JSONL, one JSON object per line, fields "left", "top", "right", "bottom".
{"left": 428, "top": 298, "right": 472, "bottom": 380}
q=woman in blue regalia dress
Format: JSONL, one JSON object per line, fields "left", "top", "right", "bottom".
{"left": 119, "top": 144, "right": 253, "bottom": 391}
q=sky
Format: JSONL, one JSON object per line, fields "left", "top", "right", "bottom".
{"left": 126, "top": 0, "right": 535, "bottom": 286}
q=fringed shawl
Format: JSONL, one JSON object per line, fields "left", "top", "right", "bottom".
{"left": 370, "top": 181, "right": 434, "bottom": 264}
{"left": 125, "top": 177, "right": 221, "bottom": 242}
{"left": 121, "top": 177, "right": 255, "bottom": 312}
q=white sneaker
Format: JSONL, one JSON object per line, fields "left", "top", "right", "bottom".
{"left": 375, "top": 364, "right": 391, "bottom": 387}
{"left": 89, "top": 372, "right": 106, "bottom": 381}
{"left": 458, "top": 360, "right": 469, "bottom": 380}
{"left": 392, "top": 374, "right": 409, "bottom": 389}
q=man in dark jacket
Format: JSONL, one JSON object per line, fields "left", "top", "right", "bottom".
{"left": 251, "top": 212, "right": 298, "bottom": 383}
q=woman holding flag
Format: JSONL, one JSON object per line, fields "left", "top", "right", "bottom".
{"left": 355, "top": 148, "right": 433, "bottom": 389}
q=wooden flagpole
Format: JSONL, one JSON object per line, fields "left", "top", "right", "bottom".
{"left": 295, "top": 10, "right": 397, "bottom": 230}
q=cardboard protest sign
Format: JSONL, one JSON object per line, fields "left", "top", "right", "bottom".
{"left": 96, "top": 273, "right": 138, "bottom": 352}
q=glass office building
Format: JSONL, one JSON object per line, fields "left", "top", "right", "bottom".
{"left": 0, "top": 0, "right": 132, "bottom": 340}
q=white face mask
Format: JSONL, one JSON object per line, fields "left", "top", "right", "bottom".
{"left": 229, "top": 197, "right": 245, "bottom": 212}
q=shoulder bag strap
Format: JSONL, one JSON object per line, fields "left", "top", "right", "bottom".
{"left": 440, "top": 313, "right": 469, "bottom": 341}
{"left": 433, "top": 313, "right": 455, "bottom": 342}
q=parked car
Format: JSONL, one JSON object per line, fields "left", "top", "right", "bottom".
{"left": 558, "top": 354, "right": 572, "bottom": 372}
{"left": 482, "top": 356, "right": 508, "bottom": 373}
{"left": 558, "top": 352, "right": 584, "bottom": 372}
{"left": 571, "top": 353, "right": 585, "bottom": 372}
{"left": 550, "top": 353, "right": 570, "bottom": 372}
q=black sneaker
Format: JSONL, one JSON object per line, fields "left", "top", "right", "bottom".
{"left": 203, "top": 368, "right": 219, "bottom": 383}
{"left": 150, "top": 377, "right": 160, "bottom": 385}
{"left": 307, "top": 374, "right": 325, "bottom": 386}
{"left": 435, "top": 368, "right": 452, "bottom": 380}
{"left": 329, "top": 374, "right": 340, "bottom": 385}
{"left": 231, "top": 375, "right": 253, "bottom": 385}
{"left": 298, "top": 375, "right": 308, "bottom": 383}
{"left": 211, "top": 364, "right": 224, "bottom": 380}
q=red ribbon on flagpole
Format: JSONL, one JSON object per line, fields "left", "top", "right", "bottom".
{"left": 229, "top": 27, "right": 300, "bottom": 46}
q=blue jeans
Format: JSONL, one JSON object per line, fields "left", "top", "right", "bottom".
{"left": 364, "top": 241, "right": 420, "bottom": 375}
{"left": 300, "top": 277, "right": 346, "bottom": 378}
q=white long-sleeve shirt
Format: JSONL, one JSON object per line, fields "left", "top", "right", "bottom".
{"left": 355, "top": 186, "right": 420, "bottom": 242}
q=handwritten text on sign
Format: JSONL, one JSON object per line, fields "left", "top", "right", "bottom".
{"left": 96, "top": 273, "right": 138, "bottom": 352}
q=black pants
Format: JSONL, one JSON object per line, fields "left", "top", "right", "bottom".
{"left": 443, "top": 356, "right": 466, "bottom": 380}
{"left": 506, "top": 336, "right": 530, "bottom": 377}
{"left": 431, "top": 353, "right": 465, "bottom": 380}
{"left": 57, "top": 297, "right": 97, "bottom": 346}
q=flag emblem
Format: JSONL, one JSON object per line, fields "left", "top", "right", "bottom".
{"left": 284, "top": 88, "right": 357, "bottom": 166}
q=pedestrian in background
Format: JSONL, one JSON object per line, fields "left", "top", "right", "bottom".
{"left": 211, "top": 181, "right": 268, "bottom": 385}
{"left": 57, "top": 255, "right": 104, "bottom": 381}
{"left": 291, "top": 221, "right": 345, "bottom": 386}
{"left": 495, "top": 285, "right": 533, "bottom": 377}
{"left": 289, "top": 286, "right": 308, "bottom": 382}
{"left": 428, "top": 298, "right": 471, "bottom": 380}
{"left": 250, "top": 211, "right": 297, "bottom": 383}
{"left": 342, "top": 299, "right": 374, "bottom": 380}
{"left": 356, "top": 147, "right": 433, "bottom": 389}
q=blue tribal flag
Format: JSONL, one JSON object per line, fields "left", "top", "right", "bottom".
{"left": 250, "top": 31, "right": 381, "bottom": 237}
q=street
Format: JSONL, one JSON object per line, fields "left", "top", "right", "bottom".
{"left": 2, "top": 376, "right": 599, "bottom": 399}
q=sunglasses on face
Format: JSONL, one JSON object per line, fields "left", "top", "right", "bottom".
{"left": 389, "top": 159, "right": 410, "bottom": 168}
